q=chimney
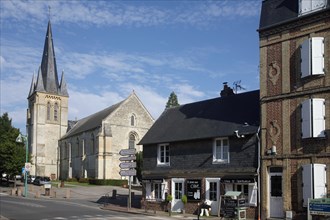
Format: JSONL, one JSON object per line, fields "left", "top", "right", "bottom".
{"left": 220, "top": 82, "right": 234, "bottom": 97}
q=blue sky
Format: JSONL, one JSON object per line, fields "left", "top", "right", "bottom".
{"left": 1, "top": 0, "right": 261, "bottom": 132}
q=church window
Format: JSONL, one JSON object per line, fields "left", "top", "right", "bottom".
{"left": 54, "top": 102, "right": 59, "bottom": 121}
{"left": 130, "top": 115, "right": 136, "bottom": 126}
{"left": 47, "top": 102, "right": 51, "bottom": 120}
{"left": 129, "top": 133, "right": 136, "bottom": 149}
{"left": 90, "top": 134, "right": 95, "bottom": 155}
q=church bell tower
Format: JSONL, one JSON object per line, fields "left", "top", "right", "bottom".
{"left": 27, "top": 21, "right": 69, "bottom": 179}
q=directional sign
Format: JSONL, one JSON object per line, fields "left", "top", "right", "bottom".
{"left": 119, "top": 149, "right": 136, "bottom": 156}
{"left": 120, "top": 162, "right": 136, "bottom": 169}
{"left": 119, "top": 156, "right": 136, "bottom": 161}
{"left": 119, "top": 169, "right": 136, "bottom": 176}
{"left": 25, "top": 163, "right": 31, "bottom": 172}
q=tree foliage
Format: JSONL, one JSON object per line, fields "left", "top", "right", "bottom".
{"left": 0, "top": 113, "right": 26, "bottom": 178}
{"left": 166, "top": 91, "right": 180, "bottom": 109}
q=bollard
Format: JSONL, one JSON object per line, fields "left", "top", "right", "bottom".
{"left": 11, "top": 189, "right": 16, "bottom": 196}
{"left": 131, "top": 192, "right": 134, "bottom": 199}
{"left": 66, "top": 188, "right": 70, "bottom": 199}
{"left": 17, "top": 189, "right": 22, "bottom": 196}
{"left": 35, "top": 190, "right": 40, "bottom": 198}
{"left": 112, "top": 189, "right": 117, "bottom": 199}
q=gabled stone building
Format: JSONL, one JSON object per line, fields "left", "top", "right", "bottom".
{"left": 58, "top": 92, "right": 154, "bottom": 180}
{"left": 258, "top": 0, "right": 330, "bottom": 219}
{"left": 27, "top": 21, "right": 69, "bottom": 179}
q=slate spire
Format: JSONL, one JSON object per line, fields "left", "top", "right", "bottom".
{"left": 40, "top": 20, "right": 59, "bottom": 94}
{"left": 59, "top": 70, "right": 69, "bottom": 96}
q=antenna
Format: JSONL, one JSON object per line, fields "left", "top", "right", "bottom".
{"left": 233, "top": 80, "right": 246, "bottom": 94}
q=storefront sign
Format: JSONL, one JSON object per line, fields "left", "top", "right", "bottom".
{"left": 221, "top": 176, "right": 255, "bottom": 184}
{"left": 186, "top": 179, "right": 201, "bottom": 201}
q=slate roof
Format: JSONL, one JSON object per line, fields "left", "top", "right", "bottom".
{"left": 259, "top": 0, "right": 330, "bottom": 30}
{"left": 139, "top": 90, "right": 260, "bottom": 145}
{"left": 60, "top": 101, "right": 123, "bottom": 140}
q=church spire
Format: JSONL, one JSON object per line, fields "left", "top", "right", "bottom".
{"left": 59, "top": 70, "right": 69, "bottom": 96}
{"left": 40, "top": 20, "right": 59, "bottom": 94}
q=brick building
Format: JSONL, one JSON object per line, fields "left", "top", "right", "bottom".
{"left": 258, "top": 0, "right": 330, "bottom": 219}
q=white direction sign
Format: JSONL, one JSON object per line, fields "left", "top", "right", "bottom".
{"left": 119, "top": 169, "right": 136, "bottom": 176}
{"left": 119, "top": 149, "right": 136, "bottom": 156}
{"left": 120, "top": 162, "right": 136, "bottom": 169}
{"left": 119, "top": 156, "right": 136, "bottom": 161}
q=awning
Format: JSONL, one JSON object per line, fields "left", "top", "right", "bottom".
{"left": 221, "top": 175, "right": 256, "bottom": 184}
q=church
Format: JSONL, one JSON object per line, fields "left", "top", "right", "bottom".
{"left": 27, "top": 21, "right": 154, "bottom": 180}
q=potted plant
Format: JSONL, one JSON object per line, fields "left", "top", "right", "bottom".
{"left": 181, "top": 195, "right": 187, "bottom": 214}
{"left": 166, "top": 194, "right": 173, "bottom": 216}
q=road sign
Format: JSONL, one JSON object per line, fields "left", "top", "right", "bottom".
{"left": 119, "top": 169, "right": 136, "bottom": 176}
{"left": 119, "top": 149, "right": 136, "bottom": 156}
{"left": 119, "top": 156, "right": 136, "bottom": 161}
{"left": 120, "top": 162, "right": 136, "bottom": 169}
{"left": 25, "top": 163, "right": 31, "bottom": 172}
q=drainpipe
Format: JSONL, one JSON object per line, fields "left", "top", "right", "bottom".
{"left": 256, "top": 126, "right": 261, "bottom": 220}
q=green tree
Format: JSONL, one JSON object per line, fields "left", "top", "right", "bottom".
{"left": 165, "top": 91, "right": 180, "bottom": 109}
{"left": 0, "top": 113, "right": 26, "bottom": 185}
{"left": 135, "top": 151, "right": 143, "bottom": 183}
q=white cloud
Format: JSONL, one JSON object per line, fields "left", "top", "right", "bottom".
{"left": 1, "top": 0, "right": 260, "bottom": 28}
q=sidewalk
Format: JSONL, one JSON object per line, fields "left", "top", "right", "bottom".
{"left": 0, "top": 182, "right": 219, "bottom": 219}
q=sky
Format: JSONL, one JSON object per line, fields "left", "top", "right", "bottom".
{"left": 1, "top": 0, "right": 261, "bottom": 133}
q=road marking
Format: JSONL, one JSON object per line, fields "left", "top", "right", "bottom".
{"left": 1, "top": 200, "right": 45, "bottom": 208}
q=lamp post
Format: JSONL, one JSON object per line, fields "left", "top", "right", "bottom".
{"left": 16, "top": 133, "right": 28, "bottom": 197}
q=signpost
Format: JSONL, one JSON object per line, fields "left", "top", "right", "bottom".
{"left": 119, "top": 148, "right": 137, "bottom": 210}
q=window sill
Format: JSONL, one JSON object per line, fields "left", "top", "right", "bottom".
{"left": 157, "top": 163, "right": 170, "bottom": 167}
{"left": 212, "top": 160, "right": 229, "bottom": 164}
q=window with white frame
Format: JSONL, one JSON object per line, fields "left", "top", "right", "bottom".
{"left": 300, "top": 37, "right": 324, "bottom": 78}
{"left": 235, "top": 184, "right": 249, "bottom": 197}
{"left": 299, "top": 0, "right": 327, "bottom": 16}
{"left": 301, "top": 98, "right": 326, "bottom": 138}
{"left": 157, "top": 144, "right": 170, "bottom": 166}
{"left": 225, "top": 182, "right": 257, "bottom": 207}
{"left": 145, "top": 181, "right": 167, "bottom": 201}
{"left": 213, "top": 138, "right": 229, "bottom": 163}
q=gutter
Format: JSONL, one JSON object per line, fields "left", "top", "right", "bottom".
{"left": 256, "top": 126, "right": 261, "bottom": 220}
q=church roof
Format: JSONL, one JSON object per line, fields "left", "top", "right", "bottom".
{"left": 139, "top": 90, "right": 260, "bottom": 145}
{"left": 60, "top": 101, "right": 124, "bottom": 139}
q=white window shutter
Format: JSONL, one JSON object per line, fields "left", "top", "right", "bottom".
{"left": 146, "top": 182, "right": 152, "bottom": 200}
{"left": 248, "top": 183, "right": 257, "bottom": 207}
{"left": 299, "top": 0, "right": 312, "bottom": 15}
{"left": 301, "top": 39, "right": 311, "bottom": 78}
{"left": 313, "top": 164, "right": 327, "bottom": 199}
{"left": 161, "top": 182, "right": 168, "bottom": 200}
{"left": 311, "top": 37, "right": 324, "bottom": 75}
{"left": 301, "top": 99, "right": 312, "bottom": 138}
{"left": 312, "top": 99, "right": 326, "bottom": 137}
{"left": 312, "top": 0, "right": 326, "bottom": 10}
{"left": 302, "top": 164, "right": 313, "bottom": 207}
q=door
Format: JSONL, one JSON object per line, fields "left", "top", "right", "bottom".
{"left": 269, "top": 168, "right": 284, "bottom": 218}
{"left": 205, "top": 178, "right": 220, "bottom": 216}
{"left": 171, "top": 178, "right": 184, "bottom": 212}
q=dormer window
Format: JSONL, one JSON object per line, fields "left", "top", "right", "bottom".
{"left": 213, "top": 138, "right": 229, "bottom": 163}
{"left": 301, "top": 98, "right": 326, "bottom": 138}
{"left": 300, "top": 37, "right": 324, "bottom": 78}
{"left": 299, "top": 0, "right": 327, "bottom": 16}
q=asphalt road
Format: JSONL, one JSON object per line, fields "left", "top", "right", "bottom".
{"left": 0, "top": 193, "right": 173, "bottom": 220}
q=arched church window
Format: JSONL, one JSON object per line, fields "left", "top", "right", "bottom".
{"left": 129, "top": 133, "right": 136, "bottom": 149}
{"left": 91, "top": 133, "right": 95, "bottom": 155}
{"left": 47, "top": 102, "right": 51, "bottom": 120}
{"left": 54, "top": 102, "right": 59, "bottom": 121}
{"left": 131, "top": 115, "right": 135, "bottom": 126}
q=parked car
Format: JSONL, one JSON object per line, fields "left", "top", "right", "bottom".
{"left": 27, "top": 175, "right": 36, "bottom": 184}
{"left": 33, "top": 176, "right": 51, "bottom": 186}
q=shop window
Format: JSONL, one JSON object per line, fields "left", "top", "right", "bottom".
{"left": 225, "top": 182, "right": 257, "bottom": 207}
{"left": 213, "top": 138, "right": 229, "bottom": 163}
{"left": 145, "top": 181, "right": 167, "bottom": 201}
{"left": 174, "top": 182, "right": 183, "bottom": 200}
{"left": 299, "top": 0, "right": 327, "bottom": 16}
{"left": 157, "top": 143, "right": 170, "bottom": 166}
{"left": 301, "top": 98, "right": 325, "bottom": 138}
{"left": 235, "top": 184, "right": 249, "bottom": 197}
{"left": 300, "top": 37, "right": 324, "bottom": 78}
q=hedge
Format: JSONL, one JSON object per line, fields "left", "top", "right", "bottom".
{"left": 88, "top": 179, "right": 128, "bottom": 186}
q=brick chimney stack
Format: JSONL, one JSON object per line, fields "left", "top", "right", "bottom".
{"left": 220, "top": 82, "right": 234, "bottom": 97}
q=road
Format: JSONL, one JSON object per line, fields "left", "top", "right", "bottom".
{"left": 0, "top": 193, "right": 173, "bottom": 220}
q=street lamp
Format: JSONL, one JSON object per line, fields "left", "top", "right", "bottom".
{"left": 16, "top": 133, "right": 28, "bottom": 197}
